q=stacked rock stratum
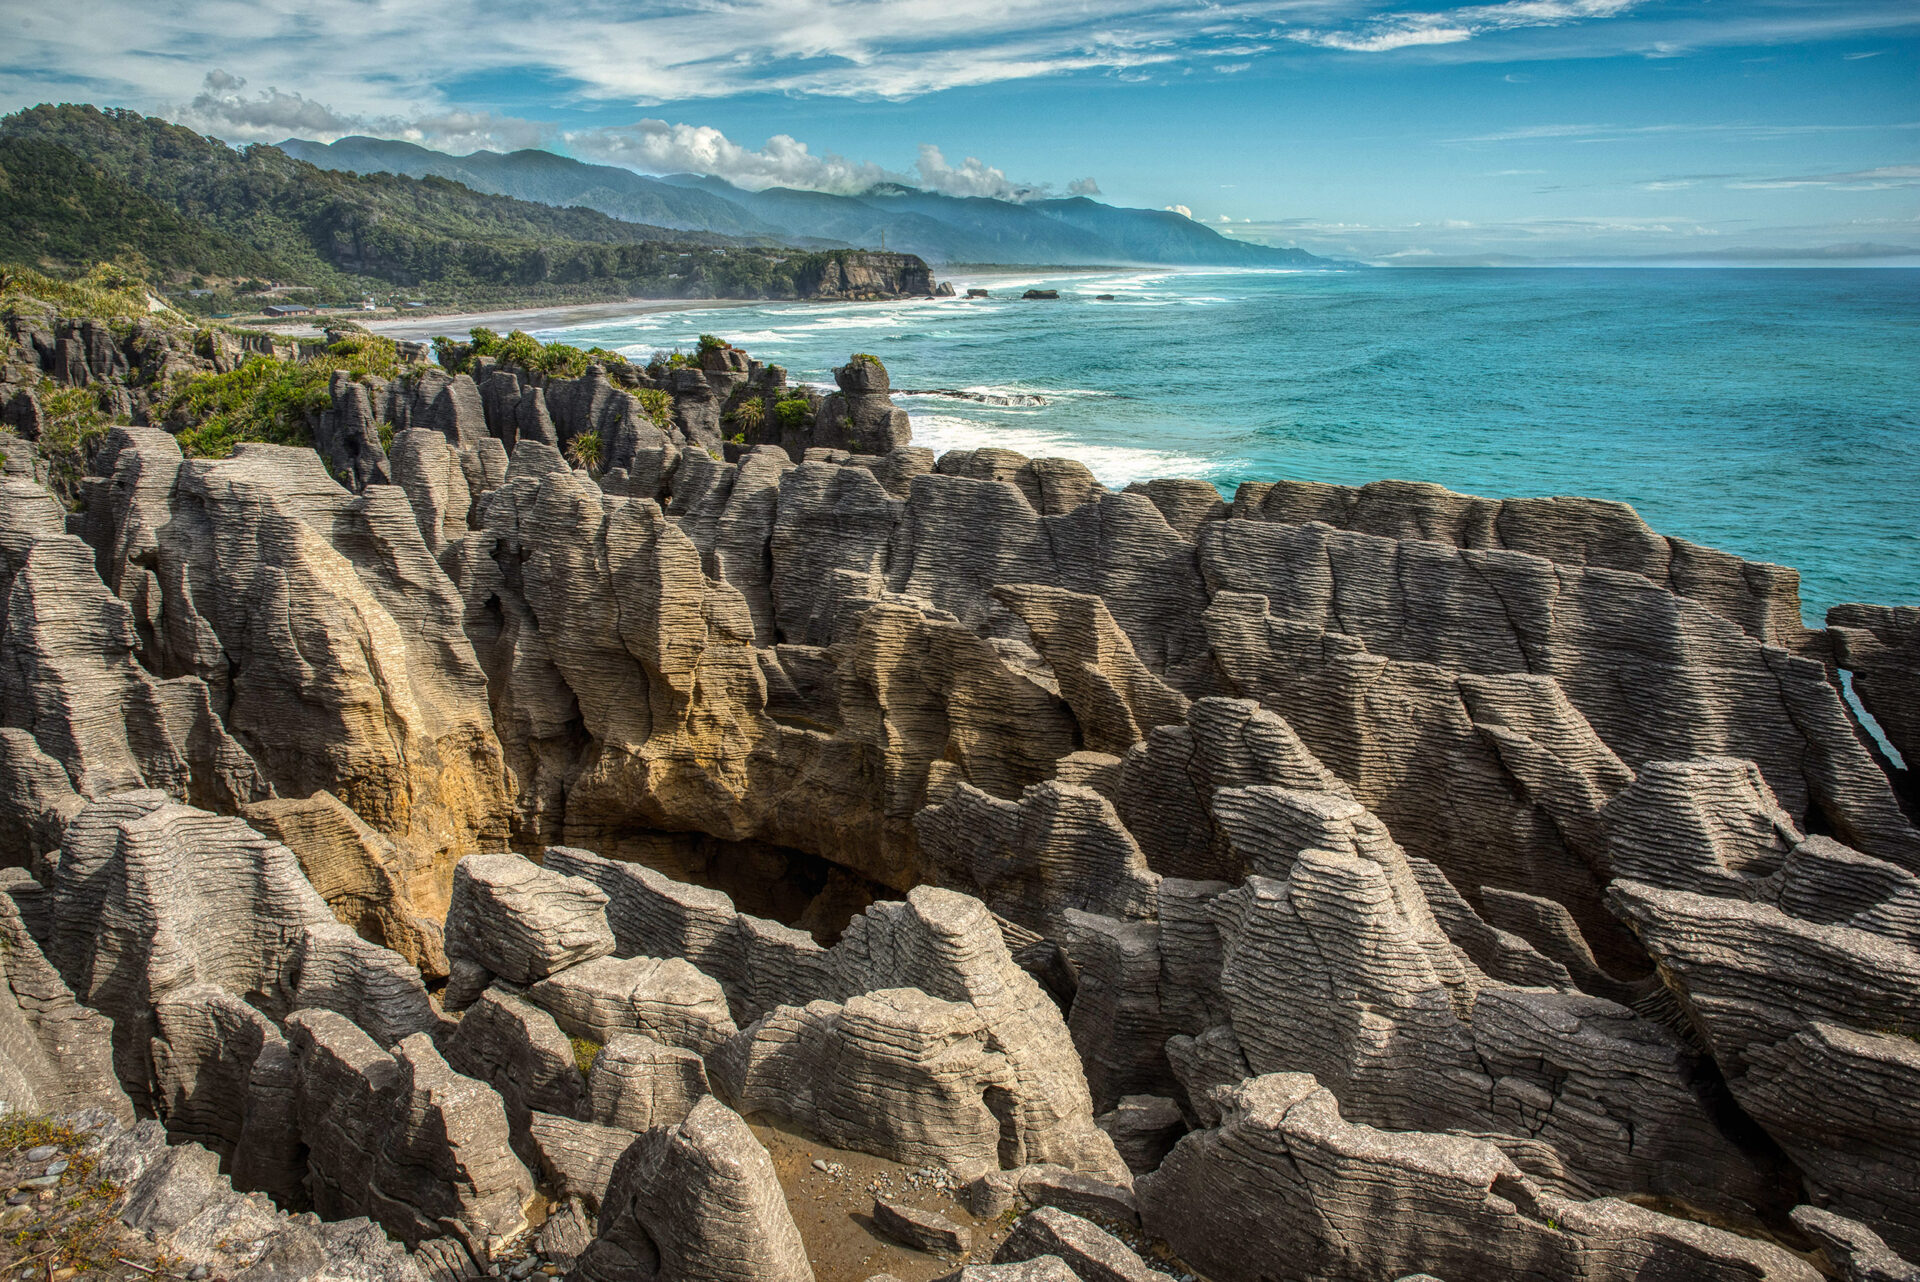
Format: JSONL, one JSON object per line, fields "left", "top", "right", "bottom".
{"left": 0, "top": 317, "right": 1916, "bottom": 1282}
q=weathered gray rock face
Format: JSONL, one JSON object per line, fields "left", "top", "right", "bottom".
{"left": 994, "top": 1207, "right": 1157, "bottom": 1282}
{"left": 1139, "top": 1073, "right": 1819, "bottom": 1282}
{"left": 0, "top": 889, "right": 130, "bottom": 1121}
{"left": 92, "top": 1114, "right": 428, "bottom": 1282}
{"left": 527, "top": 1111, "right": 634, "bottom": 1211}
{"left": 439, "top": 986, "right": 585, "bottom": 1137}
{"left": 527, "top": 954, "right": 736, "bottom": 1057}
{"left": 1204, "top": 853, "right": 1777, "bottom": 1210}
{"left": 574, "top": 1095, "right": 814, "bottom": 1282}
{"left": 1198, "top": 519, "right": 1916, "bottom": 872}
{"left": 445, "top": 853, "right": 616, "bottom": 986}
{"left": 722, "top": 988, "right": 1011, "bottom": 1177}
{"left": 1612, "top": 873, "right": 1920, "bottom": 1257}
{"left": 314, "top": 373, "right": 395, "bottom": 494}
{"left": 1791, "top": 1206, "right": 1920, "bottom": 1282}
{"left": 814, "top": 357, "right": 912, "bottom": 457}
{"left": 1829, "top": 603, "right": 1919, "bottom": 785}
{"left": 1233, "top": 477, "right": 1819, "bottom": 654}
{"left": 288, "top": 1009, "right": 537, "bottom": 1257}
{"left": 827, "top": 888, "right": 1128, "bottom": 1180}
{"left": 914, "top": 780, "right": 1160, "bottom": 938}
{"left": 49, "top": 791, "right": 436, "bottom": 1109}
{"left": 544, "top": 846, "right": 836, "bottom": 1025}
{"left": 0, "top": 466, "right": 265, "bottom": 814}
{"left": 77, "top": 434, "right": 514, "bottom": 888}
{"left": 585, "top": 1033, "right": 710, "bottom": 1132}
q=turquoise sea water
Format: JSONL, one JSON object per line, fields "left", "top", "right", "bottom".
{"left": 538, "top": 268, "right": 1920, "bottom": 621}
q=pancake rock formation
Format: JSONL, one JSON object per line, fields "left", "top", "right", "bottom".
{"left": 0, "top": 331, "right": 1916, "bottom": 1282}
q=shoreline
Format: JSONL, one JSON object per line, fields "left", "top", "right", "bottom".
{"left": 361, "top": 295, "right": 748, "bottom": 341}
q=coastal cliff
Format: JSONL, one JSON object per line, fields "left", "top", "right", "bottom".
{"left": 0, "top": 304, "right": 1916, "bottom": 1282}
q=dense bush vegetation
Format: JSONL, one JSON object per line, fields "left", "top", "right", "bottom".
{"left": 159, "top": 332, "right": 416, "bottom": 459}
{"left": 435, "top": 326, "right": 631, "bottom": 379}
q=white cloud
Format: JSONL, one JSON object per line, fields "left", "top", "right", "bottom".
{"left": 1730, "top": 164, "right": 1920, "bottom": 190}
{"left": 1067, "top": 177, "right": 1102, "bottom": 196}
{"left": 566, "top": 120, "right": 898, "bottom": 192}
{"left": 182, "top": 71, "right": 362, "bottom": 138}
{"left": 1292, "top": 0, "right": 1642, "bottom": 54}
{"left": 915, "top": 144, "right": 1046, "bottom": 199}
{"left": 561, "top": 122, "right": 1060, "bottom": 199}
{"left": 1164, "top": 204, "right": 1193, "bottom": 218}
{"left": 176, "top": 71, "right": 551, "bottom": 151}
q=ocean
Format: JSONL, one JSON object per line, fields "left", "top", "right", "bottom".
{"left": 536, "top": 267, "right": 1920, "bottom": 622}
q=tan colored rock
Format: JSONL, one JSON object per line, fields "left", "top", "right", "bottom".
{"left": 243, "top": 790, "right": 448, "bottom": 977}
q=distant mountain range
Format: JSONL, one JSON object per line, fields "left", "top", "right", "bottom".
{"left": 278, "top": 136, "right": 1336, "bottom": 269}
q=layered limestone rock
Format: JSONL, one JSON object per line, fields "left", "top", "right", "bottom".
{"left": 93, "top": 1114, "right": 428, "bottom": 1282}
{"left": 1138, "top": 1073, "right": 1819, "bottom": 1282}
{"left": 48, "top": 791, "right": 436, "bottom": 1110}
{"left": 78, "top": 433, "right": 512, "bottom": 883}
{"left": 0, "top": 467, "right": 266, "bottom": 814}
{"left": 1197, "top": 519, "right": 1916, "bottom": 873}
{"left": 288, "top": 1009, "right": 538, "bottom": 1256}
{"left": 242, "top": 790, "right": 449, "bottom": 978}
{"left": 545, "top": 845, "right": 837, "bottom": 1025}
{"left": 439, "top": 986, "right": 585, "bottom": 1140}
{"left": 823, "top": 888, "right": 1127, "bottom": 1180}
{"left": 914, "top": 780, "right": 1160, "bottom": 938}
{"left": 584, "top": 1033, "right": 710, "bottom": 1132}
{"left": 0, "top": 889, "right": 131, "bottom": 1121}
{"left": 7, "top": 324, "right": 1919, "bottom": 1282}
{"left": 1612, "top": 871, "right": 1920, "bottom": 1255}
{"left": 1232, "top": 477, "right": 1818, "bottom": 653}
{"left": 720, "top": 988, "right": 1013, "bottom": 1176}
{"left": 574, "top": 1095, "right": 814, "bottom": 1282}
{"left": 813, "top": 356, "right": 912, "bottom": 456}
{"left": 464, "top": 457, "right": 1089, "bottom": 884}
{"left": 1202, "top": 849, "right": 1776, "bottom": 1211}
{"left": 445, "top": 854, "right": 616, "bottom": 986}
{"left": 526, "top": 955, "right": 736, "bottom": 1058}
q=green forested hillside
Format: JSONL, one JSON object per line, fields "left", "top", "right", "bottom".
{"left": 0, "top": 136, "right": 281, "bottom": 279}
{"left": 0, "top": 105, "right": 923, "bottom": 307}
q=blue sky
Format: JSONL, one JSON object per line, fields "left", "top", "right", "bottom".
{"left": 3, "top": 0, "right": 1916, "bottom": 262}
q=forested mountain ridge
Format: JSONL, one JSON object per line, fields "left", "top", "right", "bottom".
{"left": 0, "top": 105, "right": 938, "bottom": 306}
{"left": 285, "top": 133, "right": 1338, "bottom": 268}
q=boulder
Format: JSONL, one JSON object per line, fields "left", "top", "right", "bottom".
{"left": 871, "top": 1196, "right": 970, "bottom": 1255}
{"left": 573, "top": 1095, "right": 813, "bottom": 1282}
{"left": 993, "top": 1207, "right": 1158, "bottom": 1282}
{"left": 721, "top": 989, "right": 1010, "bottom": 1177}
{"left": 527, "top": 954, "right": 736, "bottom": 1057}
{"left": 445, "top": 853, "right": 615, "bottom": 985}
{"left": 527, "top": 1112, "right": 636, "bottom": 1211}
{"left": 585, "top": 1033, "right": 710, "bottom": 1131}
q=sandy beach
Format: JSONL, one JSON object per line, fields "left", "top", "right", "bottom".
{"left": 362, "top": 295, "right": 747, "bottom": 341}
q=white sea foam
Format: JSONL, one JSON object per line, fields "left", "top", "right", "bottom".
{"left": 906, "top": 412, "right": 1230, "bottom": 488}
